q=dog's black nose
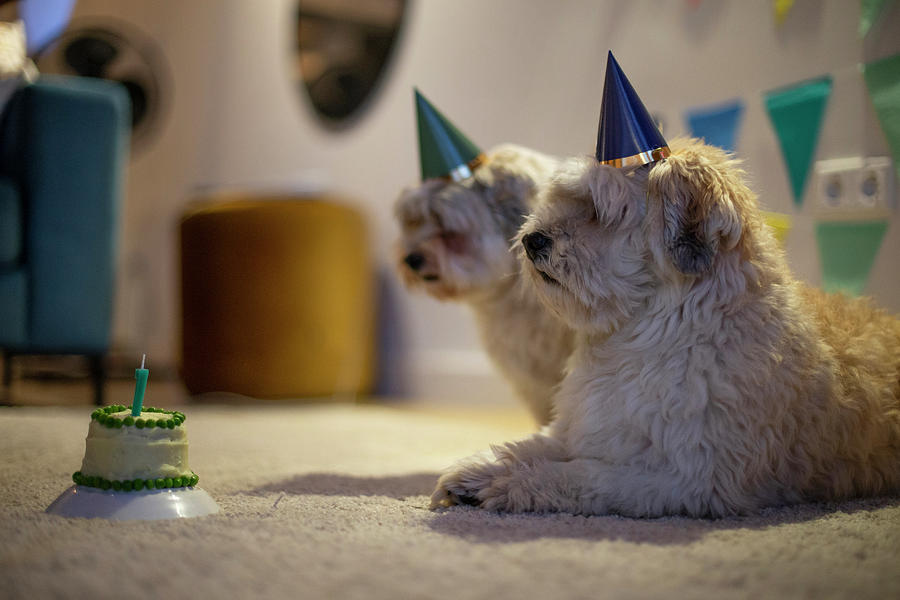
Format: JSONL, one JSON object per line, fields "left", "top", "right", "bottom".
{"left": 404, "top": 252, "right": 425, "bottom": 271}
{"left": 522, "top": 232, "right": 552, "bottom": 261}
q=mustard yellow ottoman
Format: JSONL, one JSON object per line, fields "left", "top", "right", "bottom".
{"left": 179, "top": 196, "right": 375, "bottom": 399}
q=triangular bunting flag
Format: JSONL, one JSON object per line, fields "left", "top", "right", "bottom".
{"left": 762, "top": 211, "right": 792, "bottom": 247}
{"left": 815, "top": 220, "right": 888, "bottom": 296}
{"left": 774, "top": 0, "right": 795, "bottom": 25}
{"left": 859, "top": 0, "right": 894, "bottom": 38}
{"left": 21, "top": 0, "right": 75, "bottom": 54}
{"left": 862, "top": 53, "right": 900, "bottom": 180}
{"left": 764, "top": 76, "right": 832, "bottom": 207}
{"left": 685, "top": 100, "right": 744, "bottom": 154}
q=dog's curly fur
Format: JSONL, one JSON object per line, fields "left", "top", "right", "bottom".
{"left": 395, "top": 144, "right": 574, "bottom": 425}
{"left": 431, "top": 138, "right": 900, "bottom": 517}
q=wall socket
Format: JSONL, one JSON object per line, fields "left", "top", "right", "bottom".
{"left": 813, "top": 157, "right": 895, "bottom": 217}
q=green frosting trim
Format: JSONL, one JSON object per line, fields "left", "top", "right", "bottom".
{"left": 73, "top": 471, "right": 199, "bottom": 492}
{"left": 90, "top": 405, "right": 186, "bottom": 429}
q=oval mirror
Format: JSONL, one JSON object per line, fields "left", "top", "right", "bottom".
{"left": 294, "top": 0, "right": 407, "bottom": 127}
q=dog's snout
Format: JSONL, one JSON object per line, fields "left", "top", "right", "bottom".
{"left": 404, "top": 252, "right": 426, "bottom": 271}
{"left": 523, "top": 232, "right": 552, "bottom": 261}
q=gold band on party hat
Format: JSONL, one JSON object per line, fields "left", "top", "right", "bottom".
{"left": 599, "top": 146, "right": 670, "bottom": 168}
{"left": 445, "top": 153, "right": 488, "bottom": 182}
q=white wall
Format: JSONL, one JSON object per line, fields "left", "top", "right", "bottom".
{"left": 70, "top": 0, "right": 900, "bottom": 402}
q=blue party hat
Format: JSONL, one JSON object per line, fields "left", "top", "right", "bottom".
{"left": 596, "top": 52, "right": 669, "bottom": 167}
{"left": 415, "top": 88, "right": 485, "bottom": 182}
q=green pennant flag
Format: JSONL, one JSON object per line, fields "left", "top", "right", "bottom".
{"left": 859, "top": 0, "right": 894, "bottom": 38}
{"left": 862, "top": 53, "right": 900, "bottom": 180}
{"left": 764, "top": 77, "right": 832, "bottom": 207}
{"left": 815, "top": 220, "right": 888, "bottom": 296}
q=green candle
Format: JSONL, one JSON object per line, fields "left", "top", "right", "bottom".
{"left": 131, "top": 354, "right": 149, "bottom": 417}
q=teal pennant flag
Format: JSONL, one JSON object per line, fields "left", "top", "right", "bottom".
{"left": 862, "top": 53, "right": 900, "bottom": 180}
{"left": 764, "top": 77, "right": 832, "bottom": 207}
{"left": 685, "top": 100, "right": 744, "bottom": 154}
{"left": 815, "top": 220, "right": 888, "bottom": 296}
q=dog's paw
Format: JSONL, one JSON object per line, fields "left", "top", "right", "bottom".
{"left": 432, "top": 460, "right": 577, "bottom": 513}
{"left": 429, "top": 460, "right": 509, "bottom": 510}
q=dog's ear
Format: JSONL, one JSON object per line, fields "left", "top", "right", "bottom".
{"left": 648, "top": 151, "right": 742, "bottom": 276}
{"left": 585, "top": 163, "right": 648, "bottom": 228}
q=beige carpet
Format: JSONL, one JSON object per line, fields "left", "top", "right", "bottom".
{"left": 1, "top": 402, "right": 898, "bottom": 599}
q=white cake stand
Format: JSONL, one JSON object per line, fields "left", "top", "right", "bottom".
{"left": 46, "top": 485, "right": 220, "bottom": 521}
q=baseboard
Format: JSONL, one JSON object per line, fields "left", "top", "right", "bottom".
{"left": 406, "top": 349, "right": 517, "bottom": 405}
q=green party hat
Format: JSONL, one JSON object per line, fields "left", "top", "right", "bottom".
{"left": 414, "top": 88, "right": 484, "bottom": 181}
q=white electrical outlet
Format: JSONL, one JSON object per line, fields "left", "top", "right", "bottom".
{"left": 813, "top": 157, "right": 895, "bottom": 217}
{"left": 858, "top": 156, "right": 893, "bottom": 211}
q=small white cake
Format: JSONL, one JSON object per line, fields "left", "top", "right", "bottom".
{"left": 73, "top": 405, "right": 198, "bottom": 492}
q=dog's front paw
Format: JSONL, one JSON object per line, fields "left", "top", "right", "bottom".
{"left": 429, "top": 460, "right": 509, "bottom": 510}
{"left": 429, "top": 474, "right": 480, "bottom": 509}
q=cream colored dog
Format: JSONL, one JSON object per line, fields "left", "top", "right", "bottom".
{"left": 395, "top": 144, "right": 574, "bottom": 425}
{"left": 431, "top": 138, "right": 900, "bottom": 517}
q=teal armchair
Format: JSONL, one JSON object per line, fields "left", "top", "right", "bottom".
{"left": 0, "top": 75, "right": 130, "bottom": 404}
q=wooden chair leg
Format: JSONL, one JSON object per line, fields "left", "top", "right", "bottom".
{"left": 1, "top": 351, "right": 10, "bottom": 387}
{"left": 89, "top": 355, "right": 105, "bottom": 406}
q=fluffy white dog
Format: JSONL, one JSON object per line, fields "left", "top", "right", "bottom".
{"left": 395, "top": 144, "right": 574, "bottom": 425}
{"left": 431, "top": 138, "right": 900, "bottom": 517}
